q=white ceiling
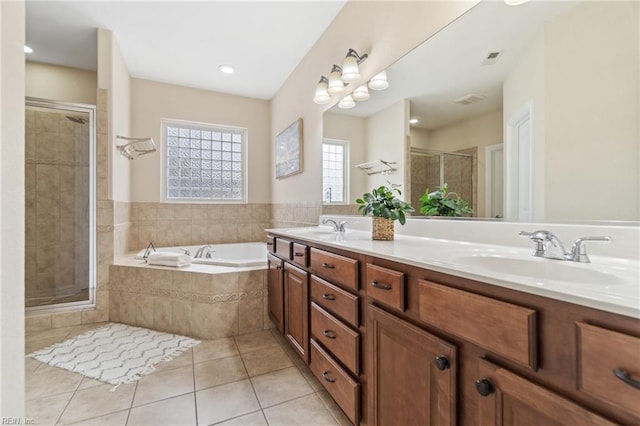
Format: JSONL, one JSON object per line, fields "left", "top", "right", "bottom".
{"left": 26, "top": 1, "right": 347, "bottom": 100}
{"left": 332, "top": 0, "right": 577, "bottom": 130}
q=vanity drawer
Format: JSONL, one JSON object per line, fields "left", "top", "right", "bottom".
{"left": 292, "top": 242, "right": 309, "bottom": 268}
{"left": 311, "top": 302, "right": 360, "bottom": 376}
{"left": 266, "top": 235, "right": 275, "bottom": 253}
{"left": 311, "top": 275, "right": 359, "bottom": 327}
{"left": 275, "top": 238, "right": 292, "bottom": 260}
{"left": 310, "top": 248, "right": 359, "bottom": 291}
{"left": 310, "top": 339, "right": 360, "bottom": 425}
{"left": 366, "top": 263, "right": 405, "bottom": 311}
{"left": 419, "top": 280, "right": 538, "bottom": 370}
{"left": 577, "top": 322, "right": 640, "bottom": 417}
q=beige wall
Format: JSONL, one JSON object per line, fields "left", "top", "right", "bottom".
{"left": 365, "top": 99, "right": 409, "bottom": 197}
{"left": 270, "top": 1, "right": 479, "bottom": 206}
{"left": 322, "top": 112, "right": 366, "bottom": 203}
{"left": 26, "top": 62, "right": 97, "bottom": 105}
{"left": 544, "top": 1, "right": 639, "bottom": 221}
{"left": 0, "top": 0, "right": 26, "bottom": 416}
{"left": 129, "top": 79, "right": 271, "bottom": 204}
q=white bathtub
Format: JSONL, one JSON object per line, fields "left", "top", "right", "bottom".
{"left": 135, "top": 242, "right": 267, "bottom": 267}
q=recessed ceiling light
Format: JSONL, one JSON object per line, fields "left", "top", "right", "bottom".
{"left": 218, "top": 64, "right": 235, "bottom": 74}
{"left": 24, "top": 45, "right": 33, "bottom": 53}
{"left": 409, "top": 118, "right": 419, "bottom": 124}
{"left": 504, "top": 0, "right": 531, "bottom": 5}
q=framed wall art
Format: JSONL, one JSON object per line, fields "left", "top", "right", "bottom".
{"left": 275, "top": 118, "right": 303, "bottom": 179}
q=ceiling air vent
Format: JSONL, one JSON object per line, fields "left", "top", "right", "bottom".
{"left": 482, "top": 50, "right": 503, "bottom": 66}
{"left": 454, "top": 93, "right": 486, "bottom": 105}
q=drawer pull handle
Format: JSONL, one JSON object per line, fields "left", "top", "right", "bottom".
{"left": 322, "top": 293, "right": 336, "bottom": 301}
{"left": 322, "top": 329, "right": 337, "bottom": 339}
{"left": 294, "top": 252, "right": 304, "bottom": 257}
{"left": 613, "top": 368, "right": 640, "bottom": 390}
{"left": 371, "top": 281, "right": 392, "bottom": 290}
{"left": 322, "top": 371, "right": 336, "bottom": 383}
{"left": 267, "top": 242, "right": 273, "bottom": 246}
{"left": 475, "top": 378, "right": 495, "bottom": 397}
{"left": 275, "top": 265, "right": 282, "bottom": 270}
{"left": 434, "top": 355, "right": 450, "bottom": 371}
{"left": 322, "top": 262, "right": 335, "bottom": 269}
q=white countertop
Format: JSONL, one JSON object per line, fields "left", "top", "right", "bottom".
{"left": 267, "top": 226, "right": 640, "bottom": 319}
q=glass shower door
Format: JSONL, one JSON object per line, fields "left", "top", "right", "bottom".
{"left": 25, "top": 98, "right": 95, "bottom": 309}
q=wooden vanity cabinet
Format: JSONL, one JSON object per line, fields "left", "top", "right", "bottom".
{"left": 267, "top": 233, "right": 640, "bottom": 425}
{"left": 476, "top": 358, "right": 616, "bottom": 425}
{"left": 284, "top": 262, "right": 309, "bottom": 362}
{"left": 267, "top": 253, "right": 284, "bottom": 333}
{"left": 368, "top": 304, "right": 457, "bottom": 426}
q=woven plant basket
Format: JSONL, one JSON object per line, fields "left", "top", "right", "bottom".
{"left": 372, "top": 216, "right": 395, "bottom": 240}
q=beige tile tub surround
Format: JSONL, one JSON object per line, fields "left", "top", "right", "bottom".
{"left": 128, "top": 202, "right": 272, "bottom": 251}
{"left": 109, "top": 265, "right": 271, "bottom": 339}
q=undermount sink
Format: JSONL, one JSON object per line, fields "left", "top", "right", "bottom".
{"left": 453, "top": 255, "right": 626, "bottom": 286}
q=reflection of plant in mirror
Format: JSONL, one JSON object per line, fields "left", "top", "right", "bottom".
{"left": 420, "top": 183, "right": 473, "bottom": 217}
{"left": 356, "top": 182, "right": 415, "bottom": 225}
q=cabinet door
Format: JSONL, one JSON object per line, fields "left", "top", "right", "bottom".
{"left": 368, "top": 304, "right": 457, "bottom": 426}
{"left": 284, "top": 263, "right": 309, "bottom": 363}
{"left": 476, "top": 358, "right": 616, "bottom": 425}
{"left": 267, "top": 254, "right": 284, "bottom": 333}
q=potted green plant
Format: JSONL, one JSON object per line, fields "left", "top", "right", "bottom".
{"left": 419, "top": 183, "right": 473, "bottom": 217}
{"left": 356, "top": 182, "right": 415, "bottom": 240}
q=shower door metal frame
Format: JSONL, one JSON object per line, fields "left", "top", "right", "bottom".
{"left": 25, "top": 97, "right": 97, "bottom": 312}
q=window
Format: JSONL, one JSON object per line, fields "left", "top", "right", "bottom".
{"left": 162, "top": 119, "right": 246, "bottom": 202}
{"left": 322, "top": 139, "right": 348, "bottom": 204}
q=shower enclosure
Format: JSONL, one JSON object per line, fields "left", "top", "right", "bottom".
{"left": 25, "top": 98, "right": 96, "bottom": 309}
{"left": 410, "top": 147, "right": 476, "bottom": 214}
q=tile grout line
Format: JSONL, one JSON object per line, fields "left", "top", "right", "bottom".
{"left": 232, "top": 334, "right": 265, "bottom": 421}
{"left": 124, "top": 380, "right": 139, "bottom": 424}
{"left": 191, "top": 346, "right": 200, "bottom": 426}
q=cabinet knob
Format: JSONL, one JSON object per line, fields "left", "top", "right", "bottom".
{"left": 613, "top": 368, "right": 640, "bottom": 390}
{"left": 434, "top": 355, "right": 450, "bottom": 371}
{"left": 475, "top": 378, "right": 495, "bottom": 397}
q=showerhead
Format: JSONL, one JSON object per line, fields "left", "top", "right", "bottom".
{"left": 66, "top": 115, "right": 87, "bottom": 125}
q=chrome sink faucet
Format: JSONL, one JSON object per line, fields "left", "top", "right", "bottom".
{"left": 519, "top": 230, "right": 611, "bottom": 263}
{"left": 322, "top": 218, "right": 348, "bottom": 232}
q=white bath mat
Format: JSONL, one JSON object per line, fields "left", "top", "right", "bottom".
{"left": 27, "top": 323, "right": 200, "bottom": 388}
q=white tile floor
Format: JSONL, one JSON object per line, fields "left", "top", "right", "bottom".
{"left": 25, "top": 324, "right": 351, "bottom": 425}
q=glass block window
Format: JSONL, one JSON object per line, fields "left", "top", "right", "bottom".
{"left": 322, "top": 139, "right": 348, "bottom": 204}
{"left": 163, "top": 120, "right": 246, "bottom": 202}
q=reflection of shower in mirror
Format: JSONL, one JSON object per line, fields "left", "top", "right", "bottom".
{"left": 115, "top": 135, "right": 156, "bottom": 160}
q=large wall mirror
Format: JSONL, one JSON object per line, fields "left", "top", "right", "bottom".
{"left": 322, "top": 0, "right": 639, "bottom": 223}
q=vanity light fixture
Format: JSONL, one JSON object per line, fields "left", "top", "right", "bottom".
{"left": 24, "top": 45, "right": 33, "bottom": 53}
{"left": 218, "top": 64, "right": 235, "bottom": 74}
{"left": 327, "top": 64, "right": 346, "bottom": 95}
{"left": 313, "top": 76, "right": 331, "bottom": 104}
{"left": 409, "top": 118, "right": 419, "bottom": 125}
{"left": 352, "top": 84, "right": 370, "bottom": 101}
{"left": 338, "top": 94, "right": 356, "bottom": 109}
{"left": 341, "top": 49, "right": 368, "bottom": 83}
{"left": 368, "top": 70, "right": 389, "bottom": 90}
